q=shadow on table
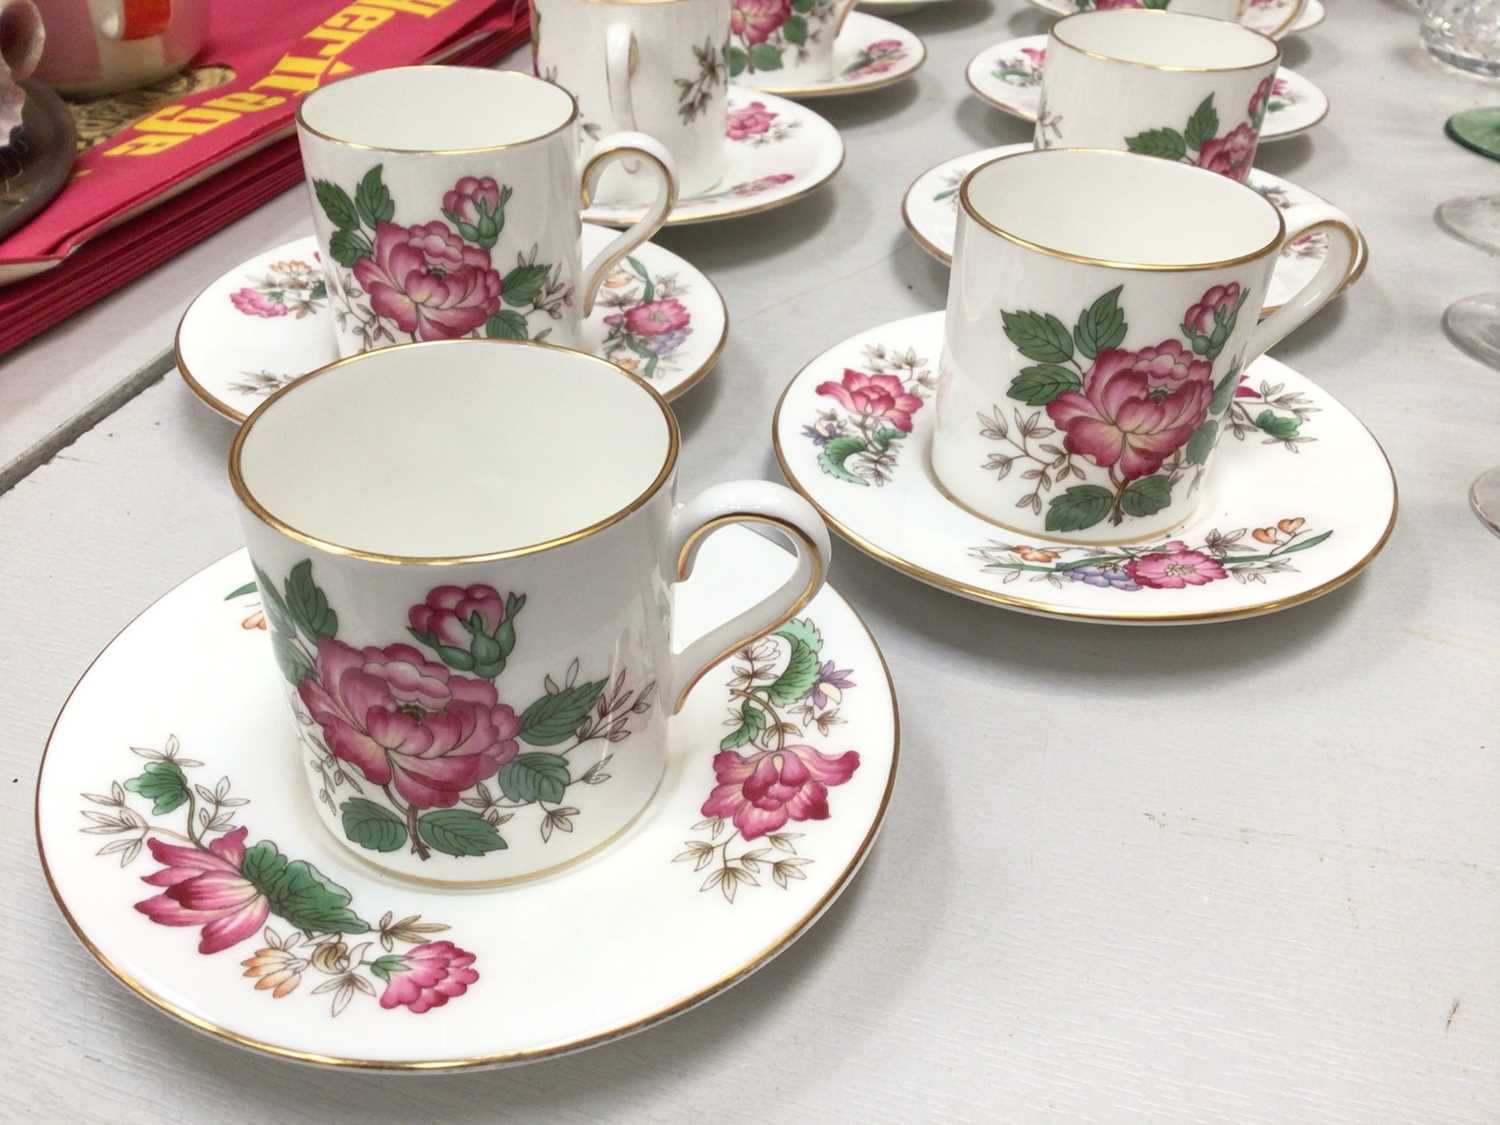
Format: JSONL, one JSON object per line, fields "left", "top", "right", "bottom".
{"left": 896, "top": 0, "right": 998, "bottom": 36}
{"left": 954, "top": 96, "right": 1032, "bottom": 153}
{"left": 812, "top": 77, "right": 921, "bottom": 132}
{"left": 656, "top": 188, "right": 838, "bottom": 274}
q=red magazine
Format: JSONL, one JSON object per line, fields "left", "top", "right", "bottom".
{"left": 0, "top": 0, "right": 530, "bottom": 354}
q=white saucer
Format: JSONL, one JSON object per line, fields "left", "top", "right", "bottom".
{"left": 37, "top": 527, "right": 897, "bottom": 1069}
{"left": 583, "top": 90, "right": 843, "bottom": 226}
{"left": 176, "top": 227, "right": 727, "bottom": 422}
{"left": 729, "top": 12, "right": 925, "bottom": 99}
{"left": 772, "top": 311, "right": 1396, "bottom": 625}
{"left": 1023, "top": 0, "right": 1324, "bottom": 39}
{"left": 899, "top": 144, "right": 1368, "bottom": 317}
{"left": 966, "top": 37, "right": 1328, "bottom": 142}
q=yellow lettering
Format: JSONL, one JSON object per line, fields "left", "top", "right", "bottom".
{"left": 132, "top": 105, "right": 238, "bottom": 134}
{"left": 104, "top": 133, "right": 191, "bottom": 156}
{"left": 203, "top": 91, "right": 286, "bottom": 113}
{"left": 306, "top": 27, "right": 362, "bottom": 57}
{"left": 358, "top": 0, "right": 453, "bottom": 15}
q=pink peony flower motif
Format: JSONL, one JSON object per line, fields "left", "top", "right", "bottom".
{"left": 732, "top": 0, "right": 791, "bottom": 45}
{"left": 409, "top": 585, "right": 506, "bottom": 650}
{"left": 1020, "top": 46, "right": 1047, "bottom": 67}
{"left": 134, "top": 827, "right": 269, "bottom": 955}
{"left": 376, "top": 940, "right": 479, "bottom": 1013}
{"left": 1125, "top": 340, "right": 1212, "bottom": 393}
{"left": 816, "top": 368, "right": 924, "bottom": 432}
{"left": 353, "top": 220, "right": 502, "bottom": 342}
{"left": 1045, "top": 345, "right": 1214, "bottom": 480}
{"left": 1248, "top": 76, "right": 1274, "bottom": 120}
{"left": 441, "top": 176, "right": 500, "bottom": 225}
{"left": 1124, "top": 541, "right": 1229, "bottom": 589}
{"left": 297, "top": 638, "right": 520, "bottom": 809}
{"left": 701, "top": 744, "right": 860, "bottom": 839}
{"left": 230, "top": 288, "right": 286, "bottom": 318}
{"left": 867, "top": 38, "right": 903, "bottom": 52}
{"left": 1182, "top": 282, "right": 1243, "bottom": 337}
{"left": 1195, "top": 122, "right": 1259, "bottom": 182}
{"left": 610, "top": 298, "right": 692, "bottom": 337}
{"left": 726, "top": 100, "right": 777, "bottom": 140}
{"left": 734, "top": 173, "right": 795, "bottom": 196}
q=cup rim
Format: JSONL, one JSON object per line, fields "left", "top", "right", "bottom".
{"left": 957, "top": 147, "right": 1287, "bottom": 272}
{"left": 294, "top": 67, "right": 580, "bottom": 156}
{"left": 228, "top": 339, "right": 681, "bottom": 567}
{"left": 1050, "top": 8, "right": 1281, "bottom": 74}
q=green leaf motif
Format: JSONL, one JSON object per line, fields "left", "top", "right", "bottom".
{"left": 328, "top": 228, "right": 372, "bottom": 268}
{"left": 241, "top": 841, "right": 369, "bottom": 935}
{"left": 774, "top": 618, "right": 823, "bottom": 655}
{"left": 1254, "top": 410, "right": 1301, "bottom": 440}
{"left": 817, "top": 435, "right": 869, "bottom": 485}
{"left": 369, "top": 954, "right": 405, "bottom": 983}
{"left": 224, "top": 581, "right": 257, "bottom": 601}
{"left": 1046, "top": 484, "right": 1114, "bottom": 533}
{"left": 870, "top": 427, "right": 905, "bottom": 453}
{"left": 354, "top": 165, "right": 394, "bottom": 228}
{"left": 767, "top": 639, "right": 820, "bottom": 706}
{"left": 1008, "top": 364, "right": 1081, "bottom": 406}
{"left": 313, "top": 179, "right": 358, "bottom": 230}
{"left": 252, "top": 563, "right": 294, "bottom": 635}
{"left": 1142, "top": 0, "right": 1170, "bottom": 7}
{"left": 273, "top": 631, "right": 313, "bottom": 686}
{"left": 285, "top": 560, "right": 338, "bottom": 642}
{"left": 1184, "top": 95, "right": 1220, "bottom": 152}
{"left": 1121, "top": 474, "right": 1173, "bottom": 518}
{"left": 1073, "top": 286, "right": 1127, "bottom": 360}
{"left": 501, "top": 264, "right": 549, "bottom": 308}
{"left": 782, "top": 14, "right": 807, "bottom": 44}
{"left": 727, "top": 45, "right": 748, "bottom": 76}
{"left": 417, "top": 809, "right": 508, "bottom": 858}
{"left": 721, "top": 701, "right": 768, "bottom": 750}
{"left": 1184, "top": 419, "right": 1218, "bottom": 466}
{"left": 498, "top": 752, "right": 572, "bottom": 805}
{"left": 1124, "top": 127, "right": 1187, "bottom": 161}
{"left": 520, "top": 680, "right": 606, "bottom": 746}
{"left": 1001, "top": 309, "right": 1074, "bottom": 364}
{"left": 1210, "top": 369, "right": 1241, "bottom": 415}
{"left": 124, "top": 761, "right": 190, "bottom": 815}
{"left": 749, "top": 43, "right": 783, "bottom": 71}
{"left": 340, "top": 799, "right": 407, "bottom": 854}
{"left": 792, "top": 0, "right": 814, "bottom": 10}
{"left": 486, "top": 309, "right": 529, "bottom": 341}
{"left": 1278, "top": 529, "right": 1333, "bottom": 555}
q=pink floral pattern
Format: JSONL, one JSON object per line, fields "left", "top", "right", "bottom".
{"left": 1122, "top": 92, "right": 1264, "bottom": 184}
{"left": 806, "top": 342, "right": 934, "bottom": 487}
{"left": 596, "top": 255, "right": 696, "bottom": 380}
{"left": 972, "top": 516, "right": 1331, "bottom": 593}
{"left": 993, "top": 46, "right": 1045, "bottom": 88}
{"left": 249, "top": 562, "right": 654, "bottom": 863}
{"left": 312, "top": 165, "right": 570, "bottom": 352}
{"left": 842, "top": 39, "right": 909, "bottom": 81}
{"left": 675, "top": 619, "right": 861, "bottom": 903}
{"left": 993, "top": 282, "right": 1253, "bottom": 531}
{"left": 82, "top": 736, "right": 478, "bottom": 1017}
{"left": 228, "top": 258, "right": 325, "bottom": 320}
{"left": 726, "top": 99, "right": 778, "bottom": 140}
{"left": 727, "top": 0, "right": 841, "bottom": 77}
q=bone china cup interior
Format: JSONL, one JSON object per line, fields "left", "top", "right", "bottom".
{"left": 533, "top": 0, "right": 731, "bottom": 203}
{"left": 935, "top": 149, "right": 1358, "bottom": 546}
{"left": 229, "top": 339, "right": 831, "bottom": 886}
{"left": 1038, "top": 11, "right": 1281, "bottom": 183}
{"left": 295, "top": 67, "right": 677, "bottom": 358}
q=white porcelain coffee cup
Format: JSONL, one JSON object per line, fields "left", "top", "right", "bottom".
{"left": 532, "top": 0, "right": 731, "bottom": 204}
{"left": 935, "top": 148, "right": 1358, "bottom": 545}
{"left": 1037, "top": 10, "right": 1281, "bottom": 183}
{"left": 727, "top": 0, "right": 856, "bottom": 86}
{"left": 230, "top": 338, "right": 831, "bottom": 885}
{"left": 1060, "top": 0, "right": 1309, "bottom": 38}
{"left": 295, "top": 67, "right": 677, "bottom": 357}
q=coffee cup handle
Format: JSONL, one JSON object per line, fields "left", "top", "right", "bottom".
{"left": 664, "top": 481, "right": 833, "bottom": 715}
{"left": 578, "top": 131, "right": 678, "bottom": 316}
{"left": 1266, "top": 0, "right": 1307, "bottom": 39}
{"left": 1243, "top": 216, "right": 1361, "bottom": 364}
{"left": 605, "top": 23, "right": 638, "bottom": 134}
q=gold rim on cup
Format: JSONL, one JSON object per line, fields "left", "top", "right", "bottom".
{"left": 1049, "top": 8, "right": 1280, "bottom": 74}
{"left": 228, "top": 338, "right": 681, "bottom": 566}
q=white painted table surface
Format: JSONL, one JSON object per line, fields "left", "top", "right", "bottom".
{"left": 3, "top": 4, "right": 1499, "bottom": 1122}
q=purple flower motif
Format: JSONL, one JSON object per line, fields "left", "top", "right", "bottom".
{"left": 1066, "top": 565, "right": 1141, "bottom": 592}
{"left": 805, "top": 660, "right": 855, "bottom": 709}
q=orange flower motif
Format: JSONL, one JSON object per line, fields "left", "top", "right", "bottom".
{"left": 1277, "top": 517, "right": 1305, "bottom": 535}
{"left": 1015, "top": 546, "right": 1061, "bottom": 563}
{"left": 1252, "top": 527, "right": 1278, "bottom": 545}
{"left": 241, "top": 609, "right": 267, "bottom": 630}
{"left": 242, "top": 947, "right": 304, "bottom": 999}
